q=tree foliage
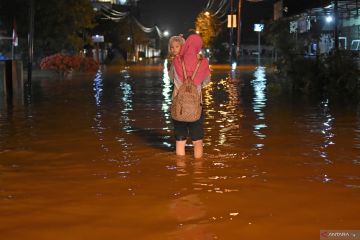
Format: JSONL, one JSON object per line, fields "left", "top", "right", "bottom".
{"left": 195, "top": 11, "right": 219, "bottom": 49}
{"left": 0, "top": 0, "right": 95, "bottom": 56}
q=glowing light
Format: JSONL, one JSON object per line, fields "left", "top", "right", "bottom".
{"left": 161, "top": 59, "right": 172, "bottom": 117}
{"left": 204, "top": 11, "right": 210, "bottom": 16}
{"left": 231, "top": 62, "right": 237, "bottom": 70}
{"left": 163, "top": 30, "right": 169, "bottom": 37}
{"left": 326, "top": 16, "right": 333, "bottom": 23}
{"left": 93, "top": 69, "right": 103, "bottom": 106}
{"left": 252, "top": 67, "right": 267, "bottom": 148}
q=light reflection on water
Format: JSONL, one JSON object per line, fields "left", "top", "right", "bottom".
{"left": 92, "top": 69, "right": 108, "bottom": 152}
{"left": 203, "top": 70, "right": 242, "bottom": 151}
{"left": 119, "top": 79, "right": 133, "bottom": 132}
{"left": 318, "top": 99, "right": 335, "bottom": 163}
{"left": 300, "top": 99, "right": 335, "bottom": 164}
{"left": 251, "top": 66, "right": 267, "bottom": 151}
{"left": 161, "top": 59, "right": 172, "bottom": 124}
{"left": 93, "top": 69, "right": 103, "bottom": 106}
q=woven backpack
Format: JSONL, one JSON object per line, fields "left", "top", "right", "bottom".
{"left": 171, "top": 59, "right": 202, "bottom": 122}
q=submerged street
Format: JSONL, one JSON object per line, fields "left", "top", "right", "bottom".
{"left": 0, "top": 63, "right": 359, "bottom": 239}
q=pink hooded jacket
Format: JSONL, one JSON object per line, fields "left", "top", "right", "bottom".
{"left": 173, "top": 34, "right": 210, "bottom": 86}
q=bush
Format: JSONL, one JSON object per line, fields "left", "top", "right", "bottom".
{"left": 40, "top": 53, "right": 99, "bottom": 76}
{"left": 322, "top": 50, "right": 360, "bottom": 96}
{"left": 273, "top": 51, "right": 360, "bottom": 98}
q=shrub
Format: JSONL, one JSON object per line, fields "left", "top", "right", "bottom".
{"left": 40, "top": 53, "right": 99, "bottom": 76}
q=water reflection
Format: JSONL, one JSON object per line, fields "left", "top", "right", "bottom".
{"left": 204, "top": 70, "right": 242, "bottom": 150}
{"left": 318, "top": 99, "right": 335, "bottom": 163}
{"left": 302, "top": 99, "right": 335, "bottom": 164}
{"left": 93, "top": 69, "right": 103, "bottom": 106}
{"left": 116, "top": 68, "right": 136, "bottom": 166}
{"left": 251, "top": 67, "right": 267, "bottom": 151}
{"left": 161, "top": 59, "right": 172, "bottom": 123}
{"left": 92, "top": 69, "right": 109, "bottom": 153}
{"left": 119, "top": 80, "right": 133, "bottom": 132}
{"left": 174, "top": 157, "right": 188, "bottom": 177}
{"left": 170, "top": 158, "right": 216, "bottom": 239}
{"left": 169, "top": 192, "right": 214, "bottom": 240}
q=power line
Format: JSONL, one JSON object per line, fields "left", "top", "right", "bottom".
{"left": 98, "top": 5, "right": 165, "bottom": 38}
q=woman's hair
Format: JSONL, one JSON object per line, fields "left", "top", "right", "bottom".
{"left": 168, "top": 35, "right": 185, "bottom": 57}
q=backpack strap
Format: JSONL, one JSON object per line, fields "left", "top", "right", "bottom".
{"left": 181, "top": 58, "right": 202, "bottom": 82}
{"left": 181, "top": 59, "right": 188, "bottom": 80}
{"left": 191, "top": 60, "right": 202, "bottom": 80}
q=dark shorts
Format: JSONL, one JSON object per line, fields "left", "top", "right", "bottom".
{"left": 172, "top": 113, "right": 204, "bottom": 141}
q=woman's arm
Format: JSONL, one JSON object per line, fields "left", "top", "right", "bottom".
{"left": 201, "top": 75, "right": 211, "bottom": 88}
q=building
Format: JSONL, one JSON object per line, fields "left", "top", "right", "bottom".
{"left": 90, "top": 0, "right": 139, "bottom": 11}
{"left": 274, "top": 0, "right": 360, "bottom": 54}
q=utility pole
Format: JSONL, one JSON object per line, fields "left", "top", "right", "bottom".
{"left": 229, "top": 0, "right": 234, "bottom": 64}
{"left": 237, "top": 0, "right": 243, "bottom": 58}
{"left": 27, "top": 0, "right": 34, "bottom": 85}
{"left": 334, "top": 0, "right": 339, "bottom": 51}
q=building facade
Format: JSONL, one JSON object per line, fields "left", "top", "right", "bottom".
{"left": 275, "top": 0, "right": 360, "bottom": 54}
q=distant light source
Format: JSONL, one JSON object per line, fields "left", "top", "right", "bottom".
{"left": 326, "top": 16, "right": 333, "bottom": 23}
{"left": 204, "top": 11, "right": 210, "bottom": 16}
{"left": 196, "top": 30, "right": 200, "bottom": 34}
{"left": 127, "top": 37, "right": 131, "bottom": 41}
{"left": 254, "top": 24, "right": 264, "bottom": 32}
{"left": 231, "top": 62, "right": 237, "bottom": 70}
{"left": 163, "top": 31, "right": 169, "bottom": 37}
{"left": 227, "top": 14, "right": 237, "bottom": 28}
{"left": 92, "top": 35, "right": 104, "bottom": 43}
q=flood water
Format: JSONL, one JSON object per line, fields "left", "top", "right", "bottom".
{"left": 0, "top": 63, "right": 359, "bottom": 240}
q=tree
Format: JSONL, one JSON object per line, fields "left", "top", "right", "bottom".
{"left": 0, "top": 0, "right": 95, "bottom": 57}
{"left": 195, "top": 11, "right": 220, "bottom": 49}
{"left": 35, "top": 0, "right": 95, "bottom": 54}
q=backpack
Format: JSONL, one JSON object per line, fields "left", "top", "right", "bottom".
{"left": 171, "top": 59, "right": 202, "bottom": 122}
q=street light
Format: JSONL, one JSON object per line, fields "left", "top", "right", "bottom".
{"left": 163, "top": 30, "right": 169, "bottom": 37}
{"left": 326, "top": 15, "right": 333, "bottom": 23}
{"left": 254, "top": 23, "right": 264, "bottom": 65}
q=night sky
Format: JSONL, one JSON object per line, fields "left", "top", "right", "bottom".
{"left": 138, "top": 0, "right": 208, "bottom": 36}
{"left": 138, "top": 0, "right": 274, "bottom": 42}
{"left": 137, "top": 0, "right": 320, "bottom": 42}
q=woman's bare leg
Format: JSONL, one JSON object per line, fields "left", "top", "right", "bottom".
{"left": 176, "top": 140, "right": 187, "bottom": 156}
{"left": 193, "top": 139, "right": 203, "bottom": 159}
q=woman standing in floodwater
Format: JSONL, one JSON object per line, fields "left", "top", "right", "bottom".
{"left": 169, "top": 34, "right": 211, "bottom": 158}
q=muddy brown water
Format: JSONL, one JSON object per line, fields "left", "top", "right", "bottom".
{"left": 0, "top": 64, "right": 359, "bottom": 240}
